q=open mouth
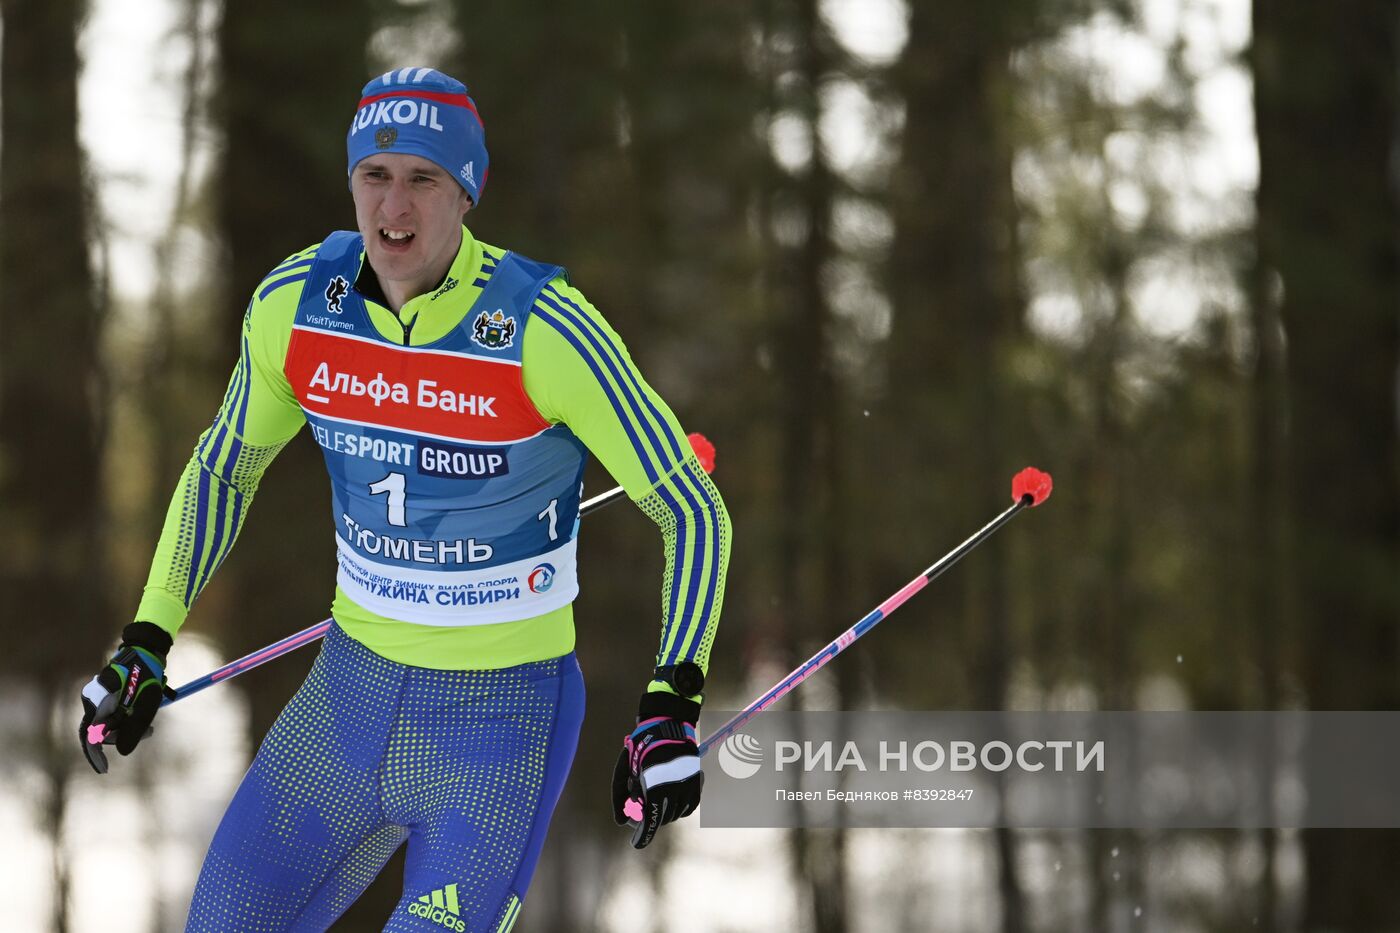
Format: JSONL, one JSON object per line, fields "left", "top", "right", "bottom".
{"left": 379, "top": 228, "right": 415, "bottom": 249}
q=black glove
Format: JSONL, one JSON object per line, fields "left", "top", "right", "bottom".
{"left": 80, "top": 621, "right": 175, "bottom": 774}
{"left": 611, "top": 690, "right": 704, "bottom": 849}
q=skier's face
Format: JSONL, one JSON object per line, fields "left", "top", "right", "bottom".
{"left": 351, "top": 153, "right": 473, "bottom": 301}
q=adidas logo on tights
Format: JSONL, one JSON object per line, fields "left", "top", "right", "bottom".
{"left": 407, "top": 883, "right": 467, "bottom": 932}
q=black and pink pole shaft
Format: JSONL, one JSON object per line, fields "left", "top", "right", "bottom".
{"left": 697, "top": 467, "right": 1053, "bottom": 757}
{"left": 157, "top": 433, "right": 718, "bottom": 709}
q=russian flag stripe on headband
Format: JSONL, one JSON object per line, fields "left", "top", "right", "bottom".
{"left": 346, "top": 67, "right": 489, "bottom": 203}
{"left": 357, "top": 89, "right": 483, "bottom": 125}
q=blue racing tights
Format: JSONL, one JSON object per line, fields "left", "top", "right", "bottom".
{"left": 186, "top": 622, "right": 585, "bottom": 932}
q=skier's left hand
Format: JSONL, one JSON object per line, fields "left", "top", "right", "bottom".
{"left": 611, "top": 690, "right": 704, "bottom": 849}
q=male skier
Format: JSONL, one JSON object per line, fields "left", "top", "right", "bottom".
{"left": 78, "top": 67, "right": 729, "bottom": 932}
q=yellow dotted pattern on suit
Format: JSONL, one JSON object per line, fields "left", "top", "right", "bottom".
{"left": 186, "top": 624, "right": 583, "bottom": 932}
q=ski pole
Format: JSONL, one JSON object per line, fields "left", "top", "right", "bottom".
{"left": 695, "top": 467, "right": 1051, "bottom": 757}
{"left": 159, "top": 433, "right": 718, "bottom": 708}
{"left": 621, "top": 467, "right": 1052, "bottom": 823}
{"left": 698, "top": 467, "right": 1051, "bottom": 755}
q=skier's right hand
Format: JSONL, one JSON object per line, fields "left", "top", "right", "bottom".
{"left": 80, "top": 621, "right": 175, "bottom": 774}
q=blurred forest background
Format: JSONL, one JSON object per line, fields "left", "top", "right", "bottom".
{"left": 1, "top": 0, "right": 1397, "bottom": 930}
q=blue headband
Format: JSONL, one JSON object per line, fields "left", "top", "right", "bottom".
{"left": 346, "top": 67, "right": 488, "bottom": 203}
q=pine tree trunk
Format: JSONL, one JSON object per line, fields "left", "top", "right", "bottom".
{"left": 770, "top": 0, "right": 852, "bottom": 926}
{"left": 0, "top": 0, "right": 103, "bottom": 929}
{"left": 1245, "top": 16, "right": 1292, "bottom": 925}
{"left": 1253, "top": 1, "right": 1400, "bottom": 929}
{"left": 886, "top": 3, "right": 1029, "bottom": 929}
